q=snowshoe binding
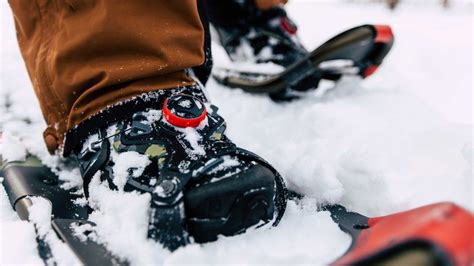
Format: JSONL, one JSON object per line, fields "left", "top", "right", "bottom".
{"left": 74, "top": 89, "right": 287, "bottom": 250}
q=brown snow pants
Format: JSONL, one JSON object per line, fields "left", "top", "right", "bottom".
{"left": 8, "top": 0, "right": 287, "bottom": 153}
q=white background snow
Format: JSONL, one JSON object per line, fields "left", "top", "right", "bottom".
{"left": 1, "top": 0, "right": 472, "bottom": 265}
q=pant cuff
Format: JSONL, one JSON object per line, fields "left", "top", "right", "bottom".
{"left": 63, "top": 84, "right": 207, "bottom": 156}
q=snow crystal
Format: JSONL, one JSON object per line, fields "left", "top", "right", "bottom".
{"left": 182, "top": 127, "right": 205, "bottom": 156}
{"left": 257, "top": 46, "right": 274, "bottom": 61}
{"left": 87, "top": 175, "right": 169, "bottom": 264}
{"left": 28, "top": 197, "right": 53, "bottom": 238}
{"left": 144, "top": 109, "right": 162, "bottom": 124}
{"left": 165, "top": 200, "right": 350, "bottom": 265}
{"left": 178, "top": 99, "right": 192, "bottom": 108}
{"left": 59, "top": 169, "right": 83, "bottom": 190}
{"left": 0, "top": 131, "right": 27, "bottom": 162}
{"left": 71, "top": 222, "right": 97, "bottom": 242}
{"left": 206, "top": 156, "right": 243, "bottom": 182}
{"left": 72, "top": 197, "right": 88, "bottom": 207}
{"left": 111, "top": 151, "right": 151, "bottom": 190}
{"left": 38, "top": 154, "right": 84, "bottom": 190}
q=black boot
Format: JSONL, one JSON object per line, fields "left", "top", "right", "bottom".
{"left": 207, "top": 0, "right": 319, "bottom": 96}
{"left": 72, "top": 85, "right": 287, "bottom": 250}
{"left": 211, "top": 4, "right": 306, "bottom": 67}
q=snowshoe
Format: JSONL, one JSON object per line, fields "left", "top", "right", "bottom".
{"left": 213, "top": 24, "right": 394, "bottom": 100}
{"left": 1, "top": 88, "right": 288, "bottom": 257}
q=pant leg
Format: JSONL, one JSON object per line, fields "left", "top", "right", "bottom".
{"left": 255, "top": 0, "right": 288, "bottom": 10}
{"left": 8, "top": 0, "right": 208, "bottom": 153}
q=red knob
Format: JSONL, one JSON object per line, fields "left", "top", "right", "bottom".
{"left": 162, "top": 94, "right": 207, "bottom": 128}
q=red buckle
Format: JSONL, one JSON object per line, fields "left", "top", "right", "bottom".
{"left": 374, "top": 25, "right": 393, "bottom": 43}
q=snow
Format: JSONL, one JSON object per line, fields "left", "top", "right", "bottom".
{"left": 111, "top": 151, "right": 151, "bottom": 190}
{"left": 0, "top": 220, "right": 44, "bottom": 265}
{"left": 144, "top": 109, "right": 162, "bottom": 124}
{"left": 71, "top": 222, "right": 97, "bottom": 243}
{"left": 178, "top": 99, "right": 192, "bottom": 108}
{"left": 0, "top": 1, "right": 472, "bottom": 265}
{"left": 28, "top": 197, "right": 53, "bottom": 238}
{"left": 207, "top": 156, "right": 241, "bottom": 176}
{"left": 182, "top": 127, "right": 206, "bottom": 156}
{"left": 166, "top": 200, "right": 350, "bottom": 265}
{"left": 27, "top": 197, "right": 79, "bottom": 265}
{"left": 0, "top": 182, "right": 44, "bottom": 265}
{"left": 0, "top": 131, "right": 27, "bottom": 162}
{"left": 87, "top": 175, "right": 169, "bottom": 265}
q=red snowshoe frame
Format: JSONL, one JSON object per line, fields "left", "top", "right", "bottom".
{"left": 328, "top": 203, "right": 474, "bottom": 265}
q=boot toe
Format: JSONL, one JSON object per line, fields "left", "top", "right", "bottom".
{"left": 184, "top": 163, "right": 276, "bottom": 243}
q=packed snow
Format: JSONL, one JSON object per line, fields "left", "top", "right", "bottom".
{"left": 111, "top": 151, "right": 151, "bottom": 190}
{"left": 0, "top": 131, "right": 27, "bottom": 162}
{"left": 27, "top": 197, "right": 79, "bottom": 265}
{"left": 1, "top": 1, "right": 472, "bottom": 265}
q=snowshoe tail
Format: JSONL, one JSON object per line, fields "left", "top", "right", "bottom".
{"left": 1, "top": 156, "right": 126, "bottom": 265}
{"left": 52, "top": 219, "right": 125, "bottom": 266}
{"left": 326, "top": 203, "right": 474, "bottom": 266}
{"left": 213, "top": 24, "right": 394, "bottom": 98}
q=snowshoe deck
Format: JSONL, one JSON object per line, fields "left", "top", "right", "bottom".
{"left": 1, "top": 156, "right": 126, "bottom": 265}
{"left": 213, "top": 24, "right": 394, "bottom": 99}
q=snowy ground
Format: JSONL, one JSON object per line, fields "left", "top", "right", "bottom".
{"left": 1, "top": 1, "right": 472, "bottom": 265}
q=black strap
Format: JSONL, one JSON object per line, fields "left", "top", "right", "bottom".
{"left": 77, "top": 129, "right": 110, "bottom": 198}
